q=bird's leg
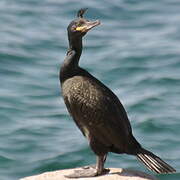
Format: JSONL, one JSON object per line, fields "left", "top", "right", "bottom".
{"left": 96, "top": 155, "right": 104, "bottom": 174}
{"left": 65, "top": 154, "right": 109, "bottom": 178}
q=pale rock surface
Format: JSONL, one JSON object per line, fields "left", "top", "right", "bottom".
{"left": 20, "top": 167, "right": 158, "bottom": 180}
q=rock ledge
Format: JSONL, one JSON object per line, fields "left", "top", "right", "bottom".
{"left": 20, "top": 167, "right": 158, "bottom": 180}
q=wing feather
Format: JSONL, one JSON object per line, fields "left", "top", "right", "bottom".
{"left": 62, "top": 73, "right": 134, "bottom": 152}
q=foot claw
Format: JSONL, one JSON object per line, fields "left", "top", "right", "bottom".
{"left": 102, "top": 168, "right": 110, "bottom": 174}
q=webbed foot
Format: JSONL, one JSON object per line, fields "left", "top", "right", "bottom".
{"left": 65, "top": 166, "right": 109, "bottom": 178}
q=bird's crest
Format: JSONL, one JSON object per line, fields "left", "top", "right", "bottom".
{"left": 77, "top": 8, "right": 88, "bottom": 18}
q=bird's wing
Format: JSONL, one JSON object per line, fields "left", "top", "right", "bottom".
{"left": 62, "top": 74, "right": 135, "bottom": 152}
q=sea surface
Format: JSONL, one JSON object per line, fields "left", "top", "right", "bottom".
{"left": 0, "top": 0, "right": 180, "bottom": 179}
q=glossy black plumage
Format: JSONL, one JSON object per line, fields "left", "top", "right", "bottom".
{"left": 59, "top": 9, "right": 176, "bottom": 177}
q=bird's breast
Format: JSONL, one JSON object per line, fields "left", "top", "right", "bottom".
{"left": 62, "top": 76, "right": 105, "bottom": 107}
{"left": 61, "top": 76, "right": 109, "bottom": 124}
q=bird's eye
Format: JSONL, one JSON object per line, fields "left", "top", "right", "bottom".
{"left": 77, "top": 22, "right": 83, "bottom": 27}
{"left": 77, "top": 20, "right": 85, "bottom": 27}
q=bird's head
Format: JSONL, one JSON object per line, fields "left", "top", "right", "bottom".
{"left": 67, "top": 8, "right": 100, "bottom": 39}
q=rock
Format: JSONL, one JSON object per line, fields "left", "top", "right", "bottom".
{"left": 20, "top": 167, "right": 158, "bottom": 180}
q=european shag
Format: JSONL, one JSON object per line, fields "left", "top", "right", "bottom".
{"left": 60, "top": 9, "right": 176, "bottom": 178}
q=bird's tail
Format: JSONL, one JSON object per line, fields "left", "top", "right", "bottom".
{"left": 136, "top": 148, "right": 176, "bottom": 174}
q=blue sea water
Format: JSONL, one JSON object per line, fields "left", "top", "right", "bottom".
{"left": 0, "top": 0, "right": 180, "bottom": 179}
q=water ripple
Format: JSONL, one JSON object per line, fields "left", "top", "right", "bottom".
{"left": 0, "top": 0, "right": 180, "bottom": 180}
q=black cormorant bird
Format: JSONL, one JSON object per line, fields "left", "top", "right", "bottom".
{"left": 60, "top": 9, "right": 176, "bottom": 178}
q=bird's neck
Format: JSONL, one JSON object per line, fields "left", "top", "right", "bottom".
{"left": 67, "top": 36, "right": 83, "bottom": 67}
{"left": 60, "top": 36, "right": 83, "bottom": 83}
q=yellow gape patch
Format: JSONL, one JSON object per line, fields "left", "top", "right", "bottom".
{"left": 76, "top": 26, "right": 86, "bottom": 31}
